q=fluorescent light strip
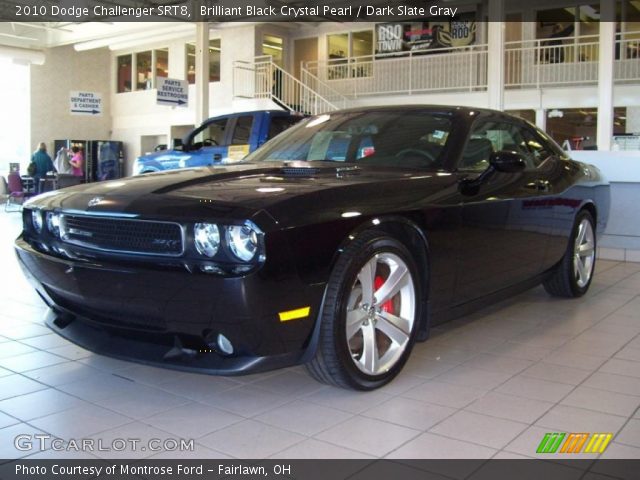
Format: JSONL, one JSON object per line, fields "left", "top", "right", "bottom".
{"left": 0, "top": 32, "right": 38, "bottom": 41}
{"left": 75, "top": 25, "right": 194, "bottom": 51}
{"left": 108, "top": 30, "right": 201, "bottom": 51}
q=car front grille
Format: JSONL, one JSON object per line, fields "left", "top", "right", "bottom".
{"left": 61, "top": 214, "right": 184, "bottom": 256}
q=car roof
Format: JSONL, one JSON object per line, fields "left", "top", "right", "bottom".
{"left": 329, "top": 105, "right": 504, "bottom": 116}
{"left": 203, "top": 110, "right": 296, "bottom": 122}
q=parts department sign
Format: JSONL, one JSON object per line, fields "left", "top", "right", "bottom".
{"left": 69, "top": 91, "right": 102, "bottom": 116}
{"left": 157, "top": 77, "right": 188, "bottom": 107}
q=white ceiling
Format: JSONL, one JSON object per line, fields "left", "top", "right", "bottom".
{"left": 0, "top": 22, "right": 193, "bottom": 50}
{"left": 0, "top": 0, "right": 430, "bottom": 52}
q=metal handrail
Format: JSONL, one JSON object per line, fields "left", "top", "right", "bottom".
{"left": 233, "top": 56, "right": 342, "bottom": 115}
{"left": 504, "top": 32, "right": 640, "bottom": 88}
{"left": 303, "top": 44, "right": 489, "bottom": 97}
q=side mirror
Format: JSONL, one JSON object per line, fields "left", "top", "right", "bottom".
{"left": 490, "top": 151, "right": 527, "bottom": 173}
{"left": 459, "top": 150, "right": 526, "bottom": 196}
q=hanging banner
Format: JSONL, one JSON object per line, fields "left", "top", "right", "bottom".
{"left": 376, "top": 14, "right": 476, "bottom": 56}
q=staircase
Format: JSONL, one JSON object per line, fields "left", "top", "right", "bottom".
{"left": 233, "top": 56, "right": 348, "bottom": 115}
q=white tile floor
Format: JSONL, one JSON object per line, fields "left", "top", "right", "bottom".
{"left": 0, "top": 210, "right": 639, "bottom": 459}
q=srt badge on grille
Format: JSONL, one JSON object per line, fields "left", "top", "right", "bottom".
{"left": 88, "top": 197, "right": 104, "bottom": 207}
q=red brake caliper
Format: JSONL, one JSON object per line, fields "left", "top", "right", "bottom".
{"left": 374, "top": 276, "right": 394, "bottom": 313}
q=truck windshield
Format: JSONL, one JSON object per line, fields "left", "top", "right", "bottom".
{"left": 245, "top": 110, "right": 453, "bottom": 169}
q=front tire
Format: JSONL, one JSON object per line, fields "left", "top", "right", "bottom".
{"left": 306, "top": 231, "right": 422, "bottom": 390}
{"left": 543, "top": 210, "right": 596, "bottom": 298}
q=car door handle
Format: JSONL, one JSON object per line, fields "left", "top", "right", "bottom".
{"left": 213, "top": 154, "right": 222, "bottom": 161}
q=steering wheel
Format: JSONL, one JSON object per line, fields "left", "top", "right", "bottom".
{"left": 203, "top": 138, "right": 218, "bottom": 146}
{"left": 395, "top": 148, "right": 437, "bottom": 164}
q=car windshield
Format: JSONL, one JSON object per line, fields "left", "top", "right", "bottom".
{"left": 245, "top": 110, "right": 453, "bottom": 169}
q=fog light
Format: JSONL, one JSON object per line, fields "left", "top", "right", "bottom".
{"left": 217, "top": 334, "right": 233, "bottom": 355}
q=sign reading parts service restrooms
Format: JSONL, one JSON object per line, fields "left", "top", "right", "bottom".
{"left": 70, "top": 91, "right": 103, "bottom": 116}
{"left": 157, "top": 77, "right": 189, "bottom": 107}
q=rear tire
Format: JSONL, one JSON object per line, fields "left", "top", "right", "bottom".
{"left": 543, "top": 210, "right": 596, "bottom": 298}
{"left": 306, "top": 230, "right": 422, "bottom": 390}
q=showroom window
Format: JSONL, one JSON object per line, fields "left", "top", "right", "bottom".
{"left": 263, "top": 35, "right": 284, "bottom": 66}
{"left": 186, "top": 39, "right": 221, "bottom": 84}
{"left": 0, "top": 58, "right": 29, "bottom": 172}
{"left": 117, "top": 49, "right": 168, "bottom": 93}
{"left": 535, "top": 4, "right": 602, "bottom": 63}
{"left": 616, "top": 1, "right": 640, "bottom": 60}
{"left": 546, "top": 107, "right": 627, "bottom": 149}
{"left": 116, "top": 54, "right": 132, "bottom": 93}
{"left": 209, "top": 39, "right": 221, "bottom": 82}
{"left": 327, "top": 30, "right": 373, "bottom": 79}
{"left": 135, "top": 50, "right": 152, "bottom": 90}
{"left": 156, "top": 48, "right": 169, "bottom": 80}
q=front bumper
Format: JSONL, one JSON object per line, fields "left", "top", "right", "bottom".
{"left": 15, "top": 237, "right": 324, "bottom": 375}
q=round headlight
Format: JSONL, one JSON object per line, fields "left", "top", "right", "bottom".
{"left": 194, "top": 223, "right": 220, "bottom": 257}
{"left": 46, "top": 212, "right": 61, "bottom": 238}
{"left": 31, "top": 210, "right": 43, "bottom": 233}
{"left": 226, "top": 224, "right": 259, "bottom": 262}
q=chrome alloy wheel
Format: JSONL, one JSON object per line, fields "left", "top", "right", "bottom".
{"left": 573, "top": 218, "right": 595, "bottom": 288}
{"left": 345, "top": 252, "right": 416, "bottom": 375}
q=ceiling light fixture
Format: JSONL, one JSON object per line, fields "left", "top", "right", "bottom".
{"left": 0, "top": 32, "right": 38, "bottom": 41}
{"left": 74, "top": 25, "right": 195, "bottom": 51}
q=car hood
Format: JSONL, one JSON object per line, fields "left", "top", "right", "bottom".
{"left": 28, "top": 162, "right": 455, "bottom": 229}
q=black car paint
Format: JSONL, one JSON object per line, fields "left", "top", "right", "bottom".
{"left": 15, "top": 106, "right": 610, "bottom": 375}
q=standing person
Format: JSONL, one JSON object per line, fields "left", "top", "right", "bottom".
{"left": 545, "top": 23, "right": 575, "bottom": 63}
{"left": 30, "top": 142, "right": 54, "bottom": 194}
{"left": 69, "top": 146, "right": 85, "bottom": 179}
{"left": 54, "top": 146, "right": 71, "bottom": 174}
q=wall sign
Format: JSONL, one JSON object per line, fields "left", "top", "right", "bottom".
{"left": 157, "top": 77, "right": 188, "bottom": 107}
{"left": 69, "top": 91, "right": 102, "bottom": 116}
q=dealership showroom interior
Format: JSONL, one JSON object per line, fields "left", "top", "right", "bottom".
{"left": 1, "top": 0, "right": 640, "bottom": 470}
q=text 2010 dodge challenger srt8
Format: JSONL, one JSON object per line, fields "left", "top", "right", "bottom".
{"left": 15, "top": 106, "right": 610, "bottom": 390}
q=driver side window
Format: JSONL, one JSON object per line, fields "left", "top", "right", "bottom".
{"left": 460, "top": 120, "right": 535, "bottom": 171}
{"left": 193, "top": 118, "right": 228, "bottom": 148}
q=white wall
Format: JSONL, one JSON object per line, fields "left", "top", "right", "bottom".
{"left": 29, "top": 22, "right": 640, "bottom": 177}
{"left": 110, "top": 24, "right": 266, "bottom": 175}
{"left": 570, "top": 151, "right": 640, "bottom": 261}
{"left": 30, "top": 45, "right": 112, "bottom": 152}
{"left": 0, "top": 59, "right": 29, "bottom": 172}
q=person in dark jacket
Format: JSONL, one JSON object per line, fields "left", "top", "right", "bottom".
{"left": 545, "top": 23, "right": 575, "bottom": 63}
{"left": 30, "top": 142, "right": 54, "bottom": 194}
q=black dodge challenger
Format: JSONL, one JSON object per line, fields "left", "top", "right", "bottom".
{"left": 15, "top": 106, "right": 610, "bottom": 390}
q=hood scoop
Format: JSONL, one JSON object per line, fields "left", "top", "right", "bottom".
{"left": 279, "top": 164, "right": 361, "bottom": 178}
{"left": 281, "top": 167, "right": 321, "bottom": 176}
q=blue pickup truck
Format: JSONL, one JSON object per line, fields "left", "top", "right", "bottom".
{"left": 134, "top": 110, "right": 304, "bottom": 174}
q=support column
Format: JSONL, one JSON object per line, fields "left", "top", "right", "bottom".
{"left": 487, "top": 0, "right": 505, "bottom": 110}
{"left": 597, "top": 2, "right": 615, "bottom": 150}
{"left": 535, "top": 109, "right": 546, "bottom": 130}
{"left": 627, "top": 107, "right": 640, "bottom": 133}
{"left": 195, "top": 22, "right": 210, "bottom": 125}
